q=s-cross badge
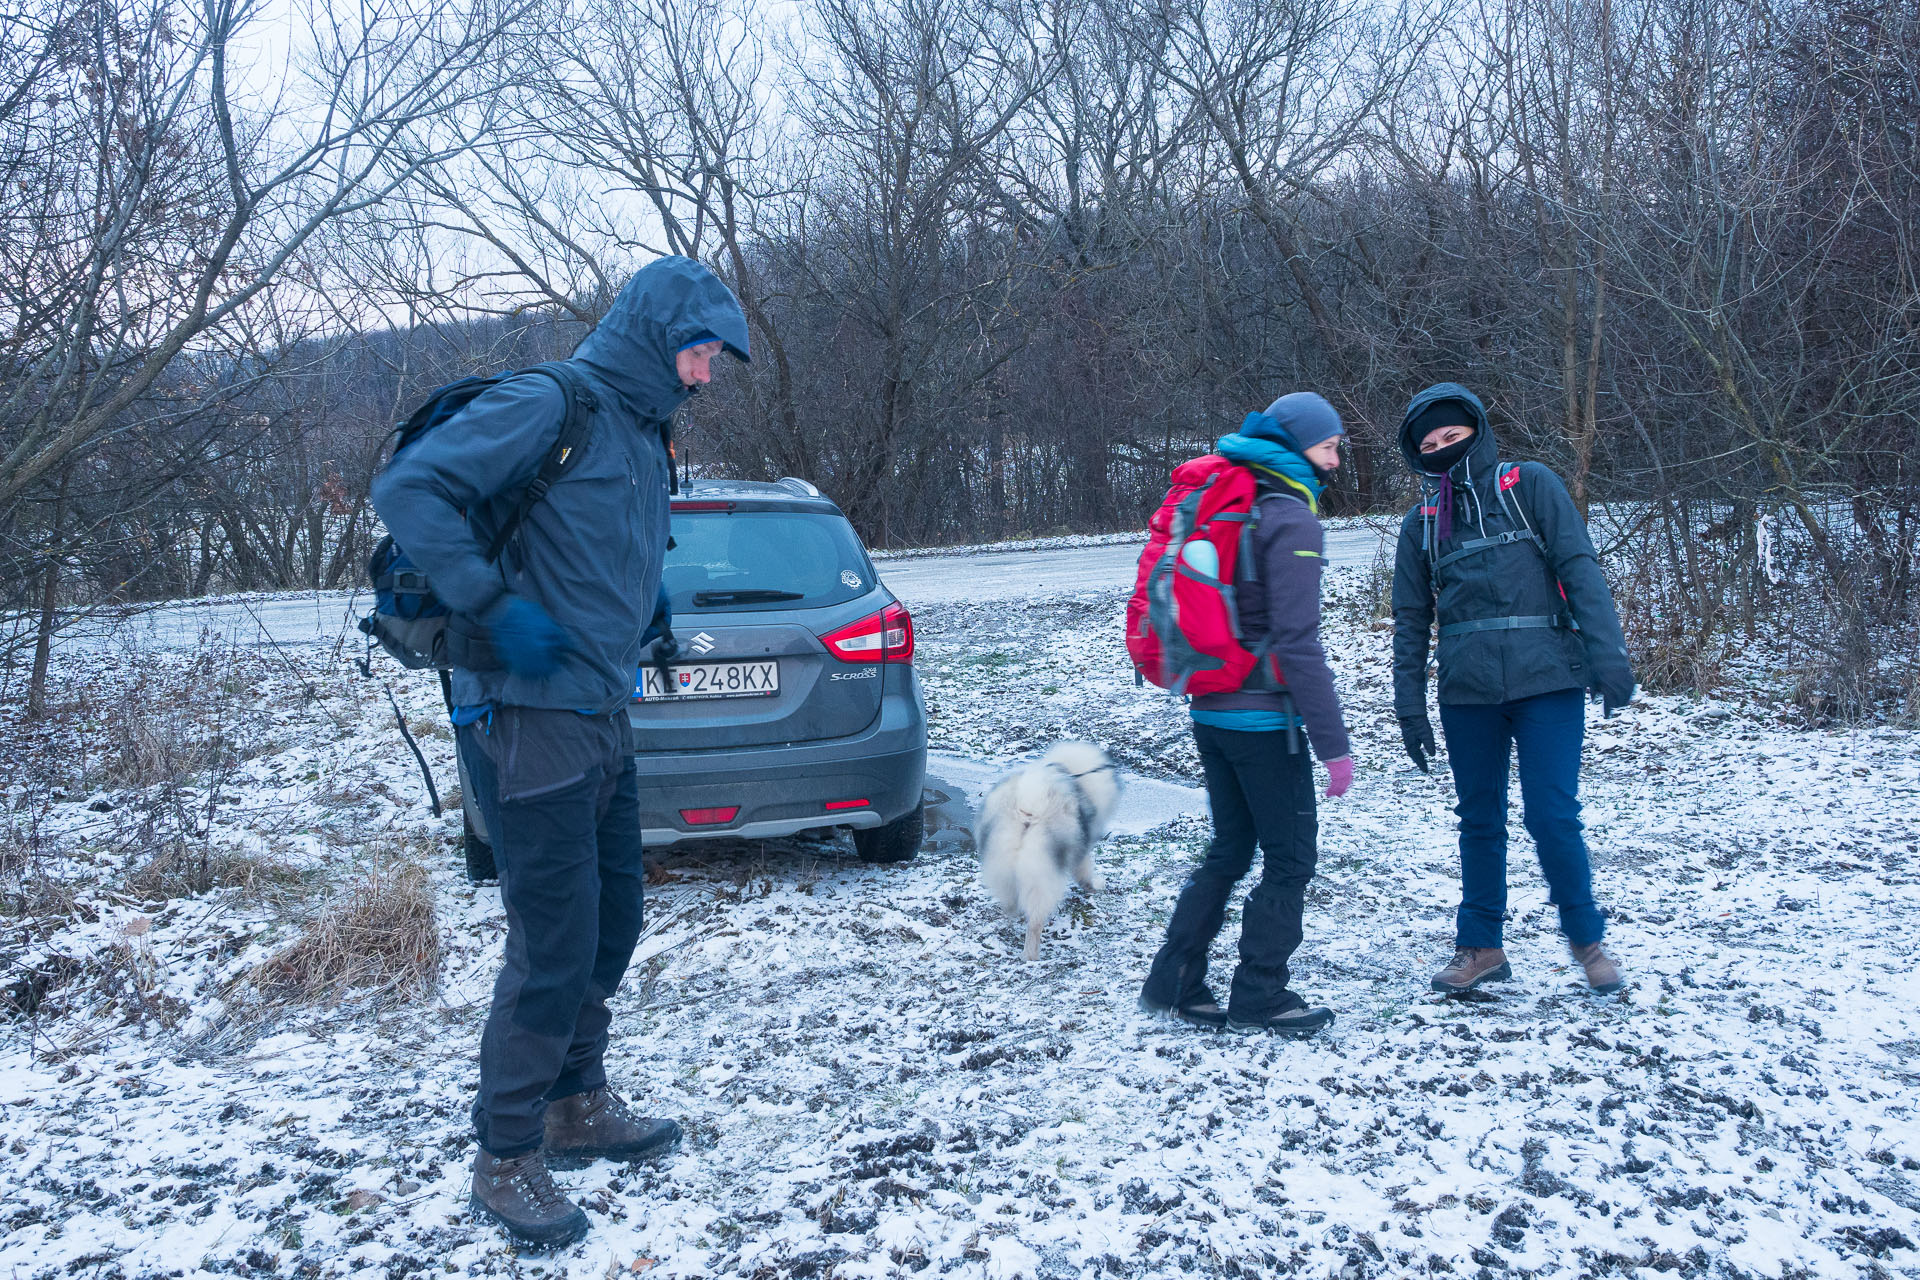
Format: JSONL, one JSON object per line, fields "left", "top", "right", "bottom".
{"left": 688, "top": 631, "right": 717, "bottom": 656}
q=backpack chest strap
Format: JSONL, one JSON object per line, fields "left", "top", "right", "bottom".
{"left": 1433, "top": 528, "right": 1546, "bottom": 573}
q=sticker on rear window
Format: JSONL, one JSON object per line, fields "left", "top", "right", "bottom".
{"left": 841, "top": 570, "right": 862, "bottom": 589}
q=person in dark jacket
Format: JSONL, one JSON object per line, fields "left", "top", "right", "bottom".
{"left": 372, "top": 257, "right": 749, "bottom": 1250}
{"left": 1389, "top": 382, "right": 1634, "bottom": 998}
{"left": 1139, "top": 393, "right": 1354, "bottom": 1038}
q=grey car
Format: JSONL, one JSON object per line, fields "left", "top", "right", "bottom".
{"left": 460, "top": 477, "right": 927, "bottom": 876}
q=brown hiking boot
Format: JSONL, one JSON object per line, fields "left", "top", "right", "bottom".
{"left": 1570, "top": 941, "right": 1623, "bottom": 994}
{"left": 543, "top": 1088, "right": 682, "bottom": 1170}
{"left": 469, "top": 1149, "right": 588, "bottom": 1250}
{"left": 1431, "top": 946, "right": 1512, "bottom": 995}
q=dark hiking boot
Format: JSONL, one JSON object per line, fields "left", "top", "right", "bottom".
{"left": 543, "top": 1088, "right": 683, "bottom": 1170}
{"left": 468, "top": 1150, "right": 589, "bottom": 1250}
{"left": 1138, "top": 990, "right": 1229, "bottom": 1030}
{"left": 1570, "top": 941, "right": 1624, "bottom": 994}
{"left": 1431, "top": 946, "right": 1512, "bottom": 995}
{"left": 1227, "top": 1002, "right": 1335, "bottom": 1038}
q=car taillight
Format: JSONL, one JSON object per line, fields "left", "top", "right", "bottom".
{"left": 820, "top": 602, "right": 914, "bottom": 664}
{"left": 679, "top": 806, "right": 739, "bottom": 825}
{"left": 824, "top": 798, "right": 869, "bottom": 811}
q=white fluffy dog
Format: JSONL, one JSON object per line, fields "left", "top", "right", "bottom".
{"left": 975, "top": 742, "right": 1121, "bottom": 961}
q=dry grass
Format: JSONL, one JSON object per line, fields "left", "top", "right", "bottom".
{"left": 121, "top": 837, "right": 302, "bottom": 904}
{"left": 0, "top": 803, "right": 79, "bottom": 924}
{"left": 3, "top": 933, "right": 189, "bottom": 1042}
{"left": 257, "top": 856, "right": 441, "bottom": 1006}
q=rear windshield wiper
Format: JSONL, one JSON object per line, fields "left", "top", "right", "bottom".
{"left": 692, "top": 589, "right": 806, "bottom": 607}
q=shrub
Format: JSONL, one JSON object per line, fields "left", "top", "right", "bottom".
{"left": 258, "top": 856, "right": 441, "bottom": 1006}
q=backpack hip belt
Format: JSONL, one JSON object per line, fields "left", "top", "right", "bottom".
{"left": 1438, "top": 613, "right": 1571, "bottom": 637}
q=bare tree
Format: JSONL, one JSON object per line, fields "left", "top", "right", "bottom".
{"left": 1, "top": 0, "right": 519, "bottom": 711}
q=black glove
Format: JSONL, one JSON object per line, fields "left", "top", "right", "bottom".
{"left": 1599, "top": 680, "right": 1635, "bottom": 718}
{"left": 652, "top": 629, "right": 679, "bottom": 694}
{"left": 1588, "top": 643, "right": 1636, "bottom": 718}
{"left": 1398, "top": 714, "right": 1436, "bottom": 774}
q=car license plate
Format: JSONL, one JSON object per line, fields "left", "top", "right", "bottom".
{"left": 637, "top": 660, "right": 779, "bottom": 700}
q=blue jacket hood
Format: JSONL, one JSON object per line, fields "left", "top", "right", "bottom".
{"left": 1398, "top": 382, "right": 1498, "bottom": 482}
{"left": 1219, "top": 423, "right": 1323, "bottom": 511}
{"left": 572, "top": 257, "right": 750, "bottom": 426}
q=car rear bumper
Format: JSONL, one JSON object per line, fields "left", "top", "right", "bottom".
{"left": 633, "top": 686, "right": 926, "bottom": 847}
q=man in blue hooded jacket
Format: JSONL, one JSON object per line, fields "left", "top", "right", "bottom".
{"left": 1389, "top": 382, "right": 1634, "bottom": 1000}
{"left": 372, "top": 257, "right": 748, "bottom": 1249}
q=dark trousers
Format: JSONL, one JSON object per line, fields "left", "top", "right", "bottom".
{"left": 1439, "top": 688, "right": 1604, "bottom": 948}
{"left": 1142, "top": 721, "right": 1318, "bottom": 1019}
{"left": 458, "top": 710, "right": 645, "bottom": 1157}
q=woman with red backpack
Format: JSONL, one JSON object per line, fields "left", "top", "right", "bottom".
{"left": 1137, "top": 393, "right": 1354, "bottom": 1037}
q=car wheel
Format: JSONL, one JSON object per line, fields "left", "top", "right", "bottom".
{"left": 853, "top": 802, "right": 924, "bottom": 864}
{"left": 463, "top": 807, "right": 498, "bottom": 883}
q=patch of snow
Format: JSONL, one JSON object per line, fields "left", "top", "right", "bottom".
{"left": 2, "top": 565, "right": 1918, "bottom": 1278}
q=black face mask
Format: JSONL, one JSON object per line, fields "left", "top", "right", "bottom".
{"left": 1418, "top": 436, "right": 1473, "bottom": 475}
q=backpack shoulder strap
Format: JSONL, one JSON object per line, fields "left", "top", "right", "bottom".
{"left": 1430, "top": 461, "right": 1554, "bottom": 586}
{"left": 1494, "top": 461, "right": 1545, "bottom": 546}
{"left": 483, "top": 363, "right": 600, "bottom": 562}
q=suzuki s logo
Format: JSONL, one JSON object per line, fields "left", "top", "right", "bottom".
{"left": 687, "top": 631, "right": 717, "bottom": 656}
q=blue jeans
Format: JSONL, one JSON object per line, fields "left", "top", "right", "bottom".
{"left": 1439, "top": 688, "right": 1604, "bottom": 948}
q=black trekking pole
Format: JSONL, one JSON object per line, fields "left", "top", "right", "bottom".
{"left": 384, "top": 684, "right": 443, "bottom": 817}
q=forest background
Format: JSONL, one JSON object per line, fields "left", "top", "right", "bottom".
{"left": 3, "top": 0, "right": 1916, "bottom": 721}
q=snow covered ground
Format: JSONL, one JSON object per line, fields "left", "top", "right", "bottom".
{"left": 3, "top": 563, "right": 1919, "bottom": 1280}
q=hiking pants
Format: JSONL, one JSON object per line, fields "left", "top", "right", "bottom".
{"left": 1439, "top": 688, "right": 1604, "bottom": 948}
{"left": 458, "top": 708, "right": 645, "bottom": 1157}
{"left": 1142, "top": 721, "right": 1318, "bottom": 1019}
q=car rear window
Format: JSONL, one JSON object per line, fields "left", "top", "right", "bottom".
{"left": 663, "top": 510, "right": 876, "bottom": 611}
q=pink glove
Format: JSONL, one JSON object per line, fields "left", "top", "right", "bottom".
{"left": 1323, "top": 755, "right": 1353, "bottom": 798}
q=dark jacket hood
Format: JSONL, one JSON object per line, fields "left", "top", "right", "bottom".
{"left": 1399, "top": 382, "right": 1498, "bottom": 484}
{"left": 572, "top": 256, "right": 751, "bottom": 425}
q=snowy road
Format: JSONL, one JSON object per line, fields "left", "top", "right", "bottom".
{"left": 878, "top": 523, "right": 1389, "bottom": 606}
{"left": 73, "top": 525, "right": 1392, "bottom": 652}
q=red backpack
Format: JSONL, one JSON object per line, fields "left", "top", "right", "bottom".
{"left": 1126, "top": 455, "right": 1278, "bottom": 695}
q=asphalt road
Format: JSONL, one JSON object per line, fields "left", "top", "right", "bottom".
{"left": 73, "top": 524, "right": 1391, "bottom": 652}
{"left": 876, "top": 524, "right": 1389, "bottom": 607}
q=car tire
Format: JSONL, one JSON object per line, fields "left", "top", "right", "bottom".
{"left": 853, "top": 802, "right": 924, "bottom": 864}
{"left": 463, "top": 808, "right": 498, "bottom": 883}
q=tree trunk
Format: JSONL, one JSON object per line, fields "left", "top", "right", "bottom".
{"left": 26, "top": 467, "right": 72, "bottom": 719}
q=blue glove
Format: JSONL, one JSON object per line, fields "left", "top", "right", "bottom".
{"left": 480, "top": 594, "right": 569, "bottom": 679}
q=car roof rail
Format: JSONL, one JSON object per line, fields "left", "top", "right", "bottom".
{"left": 776, "top": 476, "right": 823, "bottom": 498}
